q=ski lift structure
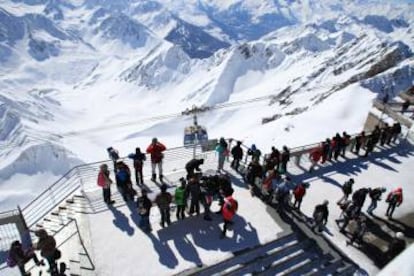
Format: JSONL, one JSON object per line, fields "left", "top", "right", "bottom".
{"left": 182, "top": 105, "right": 210, "bottom": 152}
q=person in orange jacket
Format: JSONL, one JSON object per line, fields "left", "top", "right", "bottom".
{"left": 220, "top": 188, "right": 238, "bottom": 239}
{"left": 386, "top": 187, "right": 403, "bottom": 219}
{"left": 146, "top": 137, "right": 166, "bottom": 181}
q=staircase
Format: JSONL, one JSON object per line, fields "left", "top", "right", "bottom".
{"left": 181, "top": 233, "right": 358, "bottom": 276}
{"left": 28, "top": 194, "right": 95, "bottom": 276}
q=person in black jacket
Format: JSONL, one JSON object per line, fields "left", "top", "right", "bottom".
{"left": 367, "top": 187, "right": 386, "bottom": 215}
{"left": 354, "top": 131, "right": 366, "bottom": 155}
{"left": 9, "top": 240, "right": 44, "bottom": 276}
{"left": 352, "top": 187, "right": 370, "bottom": 214}
{"left": 137, "top": 189, "right": 152, "bottom": 232}
{"left": 185, "top": 158, "right": 204, "bottom": 179}
{"left": 364, "top": 135, "right": 375, "bottom": 157}
{"left": 391, "top": 123, "right": 401, "bottom": 143}
{"left": 280, "top": 146, "right": 290, "bottom": 174}
{"left": 313, "top": 200, "right": 329, "bottom": 232}
{"left": 230, "top": 141, "right": 243, "bottom": 171}
{"left": 128, "top": 147, "right": 146, "bottom": 185}
{"left": 186, "top": 177, "right": 201, "bottom": 215}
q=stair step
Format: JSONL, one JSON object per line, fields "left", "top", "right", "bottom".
{"left": 196, "top": 234, "right": 299, "bottom": 276}
{"left": 317, "top": 259, "right": 344, "bottom": 275}
{"left": 258, "top": 250, "right": 312, "bottom": 276}
{"left": 227, "top": 240, "right": 310, "bottom": 276}
{"left": 336, "top": 264, "right": 357, "bottom": 276}
{"left": 284, "top": 254, "right": 322, "bottom": 276}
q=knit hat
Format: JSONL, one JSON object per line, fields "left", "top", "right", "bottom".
{"left": 396, "top": 232, "right": 405, "bottom": 240}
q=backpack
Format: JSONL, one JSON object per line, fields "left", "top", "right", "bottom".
{"left": 117, "top": 170, "right": 129, "bottom": 182}
{"left": 6, "top": 254, "right": 16, "bottom": 268}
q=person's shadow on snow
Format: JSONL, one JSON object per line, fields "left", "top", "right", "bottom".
{"left": 147, "top": 232, "right": 178, "bottom": 268}
{"left": 158, "top": 214, "right": 260, "bottom": 255}
{"left": 126, "top": 201, "right": 141, "bottom": 228}
{"left": 108, "top": 205, "right": 134, "bottom": 236}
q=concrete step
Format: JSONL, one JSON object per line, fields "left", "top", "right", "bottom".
{"left": 280, "top": 253, "right": 320, "bottom": 276}
{"left": 317, "top": 259, "right": 345, "bottom": 275}
{"left": 258, "top": 250, "right": 312, "bottom": 276}
{"left": 227, "top": 239, "right": 311, "bottom": 276}
{"left": 196, "top": 233, "right": 300, "bottom": 276}
{"left": 336, "top": 263, "right": 357, "bottom": 276}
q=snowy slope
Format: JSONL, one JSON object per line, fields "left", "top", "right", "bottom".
{"left": 0, "top": 0, "right": 414, "bottom": 210}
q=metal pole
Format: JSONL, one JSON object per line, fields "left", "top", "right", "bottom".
{"left": 193, "top": 113, "right": 198, "bottom": 159}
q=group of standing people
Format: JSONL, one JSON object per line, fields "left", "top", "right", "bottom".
{"left": 102, "top": 137, "right": 167, "bottom": 204}
{"left": 308, "top": 122, "right": 402, "bottom": 172}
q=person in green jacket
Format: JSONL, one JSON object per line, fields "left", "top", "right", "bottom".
{"left": 175, "top": 178, "right": 187, "bottom": 220}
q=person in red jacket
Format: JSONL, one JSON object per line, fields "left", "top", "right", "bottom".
{"left": 309, "top": 145, "right": 322, "bottom": 173}
{"left": 293, "top": 183, "right": 308, "bottom": 210}
{"left": 146, "top": 137, "right": 166, "bottom": 181}
{"left": 220, "top": 188, "right": 238, "bottom": 239}
{"left": 97, "top": 164, "right": 115, "bottom": 205}
{"left": 386, "top": 187, "right": 403, "bottom": 219}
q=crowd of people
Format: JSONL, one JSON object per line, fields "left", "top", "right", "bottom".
{"left": 8, "top": 122, "right": 408, "bottom": 274}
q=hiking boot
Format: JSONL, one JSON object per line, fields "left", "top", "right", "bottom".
{"left": 151, "top": 174, "right": 156, "bottom": 181}
{"left": 159, "top": 174, "right": 163, "bottom": 181}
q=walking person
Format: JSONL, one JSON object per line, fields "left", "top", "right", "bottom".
{"left": 146, "top": 137, "right": 166, "bottom": 182}
{"left": 155, "top": 184, "right": 172, "bottom": 228}
{"left": 346, "top": 216, "right": 367, "bottom": 247}
{"left": 312, "top": 200, "right": 329, "bottom": 233}
{"left": 230, "top": 141, "right": 243, "bottom": 171}
{"left": 386, "top": 187, "right": 403, "bottom": 219}
{"left": 352, "top": 187, "right": 370, "bottom": 214}
{"left": 175, "top": 178, "right": 187, "bottom": 220}
{"left": 97, "top": 164, "right": 115, "bottom": 205}
{"left": 280, "top": 146, "right": 290, "bottom": 174}
{"left": 367, "top": 187, "right": 386, "bottom": 215}
{"left": 137, "top": 189, "right": 152, "bottom": 232}
{"left": 185, "top": 158, "right": 204, "bottom": 179}
{"left": 8, "top": 241, "right": 44, "bottom": 276}
{"left": 293, "top": 183, "right": 308, "bottom": 210}
{"left": 128, "top": 147, "right": 146, "bottom": 185}
{"left": 220, "top": 188, "right": 238, "bottom": 239}
{"left": 337, "top": 178, "right": 354, "bottom": 205}
{"left": 34, "top": 229, "right": 59, "bottom": 275}
{"left": 215, "top": 137, "right": 228, "bottom": 172}
{"left": 337, "top": 201, "right": 359, "bottom": 233}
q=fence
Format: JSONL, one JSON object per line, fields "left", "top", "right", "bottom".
{"left": 0, "top": 133, "right": 410, "bottom": 271}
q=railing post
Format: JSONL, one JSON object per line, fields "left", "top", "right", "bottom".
{"left": 76, "top": 166, "right": 84, "bottom": 191}
{"left": 17, "top": 205, "right": 32, "bottom": 247}
{"left": 295, "top": 154, "right": 301, "bottom": 167}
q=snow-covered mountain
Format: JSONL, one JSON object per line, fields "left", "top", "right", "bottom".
{"left": 1, "top": 0, "right": 414, "bottom": 208}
